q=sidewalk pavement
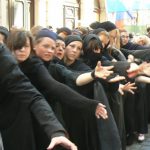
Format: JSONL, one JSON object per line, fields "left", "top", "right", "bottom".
{"left": 126, "top": 125, "right": 150, "bottom": 150}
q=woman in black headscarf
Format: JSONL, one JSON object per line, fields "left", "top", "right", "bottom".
{"left": 81, "top": 33, "right": 129, "bottom": 150}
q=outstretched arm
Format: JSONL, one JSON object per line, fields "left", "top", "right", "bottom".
{"left": 76, "top": 61, "right": 114, "bottom": 86}
{"left": 135, "top": 76, "right": 150, "bottom": 83}
{"left": 127, "top": 62, "right": 150, "bottom": 78}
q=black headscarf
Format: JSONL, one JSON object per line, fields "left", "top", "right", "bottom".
{"left": 0, "top": 26, "right": 9, "bottom": 39}
{"left": 82, "top": 34, "right": 103, "bottom": 69}
{"left": 65, "top": 35, "right": 83, "bottom": 46}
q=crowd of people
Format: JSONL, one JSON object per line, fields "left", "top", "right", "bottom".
{"left": 0, "top": 21, "right": 150, "bottom": 150}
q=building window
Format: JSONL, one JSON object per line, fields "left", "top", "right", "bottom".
{"left": 14, "top": 1, "right": 24, "bottom": 27}
{"left": 64, "top": 5, "right": 79, "bottom": 29}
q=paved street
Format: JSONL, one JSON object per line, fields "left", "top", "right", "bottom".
{"left": 127, "top": 125, "right": 150, "bottom": 150}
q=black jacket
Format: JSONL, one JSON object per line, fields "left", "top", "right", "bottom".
{"left": 0, "top": 45, "right": 66, "bottom": 150}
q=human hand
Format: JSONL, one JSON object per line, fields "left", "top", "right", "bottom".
{"left": 108, "top": 75, "right": 125, "bottom": 83}
{"left": 138, "top": 62, "right": 150, "bottom": 76}
{"left": 47, "top": 136, "right": 77, "bottom": 150}
{"left": 127, "top": 63, "right": 140, "bottom": 78}
{"left": 127, "top": 62, "right": 150, "bottom": 78}
{"left": 127, "top": 54, "right": 135, "bottom": 62}
{"left": 95, "top": 103, "right": 108, "bottom": 119}
{"left": 118, "top": 82, "right": 137, "bottom": 95}
{"left": 94, "top": 61, "right": 114, "bottom": 79}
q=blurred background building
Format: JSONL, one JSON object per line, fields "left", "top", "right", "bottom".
{"left": 0, "top": 0, "right": 150, "bottom": 34}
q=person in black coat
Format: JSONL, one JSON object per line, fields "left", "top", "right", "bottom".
{"left": 120, "top": 29, "right": 150, "bottom": 50}
{"left": 119, "top": 29, "right": 150, "bottom": 144}
{"left": 0, "top": 44, "right": 78, "bottom": 150}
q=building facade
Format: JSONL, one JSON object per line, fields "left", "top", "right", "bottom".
{"left": 0, "top": 0, "right": 104, "bottom": 30}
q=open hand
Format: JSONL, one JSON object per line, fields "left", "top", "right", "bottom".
{"left": 47, "top": 136, "right": 77, "bottom": 150}
{"left": 95, "top": 103, "right": 108, "bottom": 119}
{"left": 127, "top": 63, "right": 140, "bottom": 78}
{"left": 118, "top": 82, "right": 137, "bottom": 95}
{"left": 94, "top": 61, "right": 114, "bottom": 79}
{"left": 139, "top": 62, "right": 150, "bottom": 76}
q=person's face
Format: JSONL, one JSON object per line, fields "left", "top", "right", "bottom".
{"left": 64, "top": 41, "right": 82, "bottom": 64}
{"left": 13, "top": 38, "right": 31, "bottom": 62}
{"left": 54, "top": 39, "right": 65, "bottom": 60}
{"left": 120, "top": 31, "right": 129, "bottom": 46}
{"left": 99, "top": 34, "right": 110, "bottom": 48}
{"left": 0, "top": 33, "right": 5, "bottom": 44}
{"left": 109, "top": 29, "right": 117, "bottom": 46}
{"left": 34, "top": 37, "right": 56, "bottom": 61}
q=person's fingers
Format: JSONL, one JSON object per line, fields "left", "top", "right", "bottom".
{"left": 96, "top": 114, "right": 100, "bottom": 119}
{"left": 97, "top": 61, "right": 102, "bottom": 68}
{"left": 96, "top": 105, "right": 108, "bottom": 119}
{"left": 109, "top": 76, "right": 125, "bottom": 82}
{"left": 100, "top": 112, "right": 108, "bottom": 119}
{"left": 98, "top": 103, "right": 106, "bottom": 108}
{"left": 130, "top": 86, "right": 137, "bottom": 90}
{"left": 128, "top": 89, "right": 135, "bottom": 94}
{"left": 119, "top": 89, "right": 124, "bottom": 95}
{"left": 70, "top": 143, "right": 78, "bottom": 150}
{"left": 104, "top": 65, "right": 114, "bottom": 70}
{"left": 96, "top": 111, "right": 108, "bottom": 119}
{"left": 47, "top": 137, "right": 78, "bottom": 150}
{"left": 47, "top": 139, "right": 57, "bottom": 149}
{"left": 108, "top": 70, "right": 114, "bottom": 74}
{"left": 125, "top": 82, "right": 130, "bottom": 86}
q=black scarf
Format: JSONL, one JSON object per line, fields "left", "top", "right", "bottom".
{"left": 83, "top": 51, "right": 102, "bottom": 69}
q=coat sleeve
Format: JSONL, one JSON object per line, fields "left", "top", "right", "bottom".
{"left": 102, "top": 60, "right": 130, "bottom": 77}
{"left": 0, "top": 45, "right": 66, "bottom": 139}
{"left": 28, "top": 60, "right": 98, "bottom": 114}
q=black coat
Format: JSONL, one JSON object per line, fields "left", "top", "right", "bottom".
{"left": 0, "top": 45, "right": 66, "bottom": 150}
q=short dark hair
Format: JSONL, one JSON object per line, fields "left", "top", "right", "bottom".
{"left": 57, "top": 27, "right": 72, "bottom": 35}
{"left": 7, "top": 29, "right": 33, "bottom": 54}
